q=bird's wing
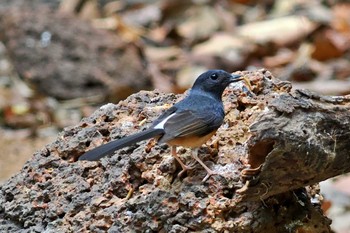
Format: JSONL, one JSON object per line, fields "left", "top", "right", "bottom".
{"left": 157, "top": 109, "right": 223, "bottom": 143}
{"left": 151, "top": 105, "right": 178, "bottom": 127}
{"left": 80, "top": 105, "right": 179, "bottom": 161}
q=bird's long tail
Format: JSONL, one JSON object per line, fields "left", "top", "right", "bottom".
{"left": 79, "top": 128, "right": 164, "bottom": 161}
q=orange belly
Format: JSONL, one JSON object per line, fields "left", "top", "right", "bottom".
{"left": 166, "top": 130, "right": 217, "bottom": 148}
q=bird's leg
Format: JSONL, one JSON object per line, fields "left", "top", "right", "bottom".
{"left": 171, "top": 146, "right": 193, "bottom": 177}
{"left": 191, "top": 148, "right": 217, "bottom": 182}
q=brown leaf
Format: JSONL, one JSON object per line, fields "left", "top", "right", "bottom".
{"left": 312, "top": 29, "right": 350, "bottom": 61}
{"left": 263, "top": 49, "right": 295, "bottom": 68}
{"left": 237, "top": 16, "right": 317, "bottom": 46}
{"left": 332, "top": 3, "right": 350, "bottom": 33}
{"left": 176, "top": 5, "right": 220, "bottom": 41}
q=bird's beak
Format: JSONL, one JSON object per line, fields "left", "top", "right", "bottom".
{"left": 230, "top": 73, "right": 253, "bottom": 91}
{"left": 229, "top": 73, "right": 243, "bottom": 83}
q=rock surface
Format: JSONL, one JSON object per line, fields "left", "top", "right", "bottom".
{"left": 1, "top": 70, "right": 342, "bottom": 232}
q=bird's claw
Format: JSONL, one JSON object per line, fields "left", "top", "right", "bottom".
{"left": 201, "top": 169, "right": 217, "bottom": 182}
{"left": 177, "top": 164, "right": 195, "bottom": 178}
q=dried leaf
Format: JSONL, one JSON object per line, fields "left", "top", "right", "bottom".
{"left": 237, "top": 16, "right": 317, "bottom": 46}
{"left": 177, "top": 5, "right": 220, "bottom": 41}
{"left": 192, "top": 33, "right": 247, "bottom": 56}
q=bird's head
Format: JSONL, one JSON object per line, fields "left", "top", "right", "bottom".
{"left": 191, "top": 70, "right": 242, "bottom": 99}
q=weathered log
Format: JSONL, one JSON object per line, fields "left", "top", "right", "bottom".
{"left": 2, "top": 69, "right": 346, "bottom": 232}
{"left": 239, "top": 86, "right": 350, "bottom": 202}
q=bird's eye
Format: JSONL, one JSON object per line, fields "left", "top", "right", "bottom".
{"left": 210, "top": 73, "right": 218, "bottom": 80}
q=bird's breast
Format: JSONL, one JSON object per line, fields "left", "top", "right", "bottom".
{"left": 165, "top": 130, "right": 217, "bottom": 148}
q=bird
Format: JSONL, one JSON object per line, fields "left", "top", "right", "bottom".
{"left": 79, "top": 70, "right": 243, "bottom": 181}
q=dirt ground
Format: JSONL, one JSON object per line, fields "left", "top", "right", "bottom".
{"left": 0, "top": 131, "right": 55, "bottom": 183}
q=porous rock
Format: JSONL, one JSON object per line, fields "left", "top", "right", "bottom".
{"left": 1, "top": 70, "right": 340, "bottom": 232}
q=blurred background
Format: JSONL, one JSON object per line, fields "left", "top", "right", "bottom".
{"left": 0, "top": 0, "right": 349, "bottom": 232}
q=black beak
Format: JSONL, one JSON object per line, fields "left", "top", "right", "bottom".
{"left": 229, "top": 73, "right": 243, "bottom": 83}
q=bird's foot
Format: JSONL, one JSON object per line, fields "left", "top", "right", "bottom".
{"left": 177, "top": 164, "right": 195, "bottom": 178}
{"left": 201, "top": 169, "right": 217, "bottom": 182}
{"left": 191, "top": 148, "right": 218, "bottom": 182}
{"left": 171, "top": 146, "right": 196, "bottom": 177}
